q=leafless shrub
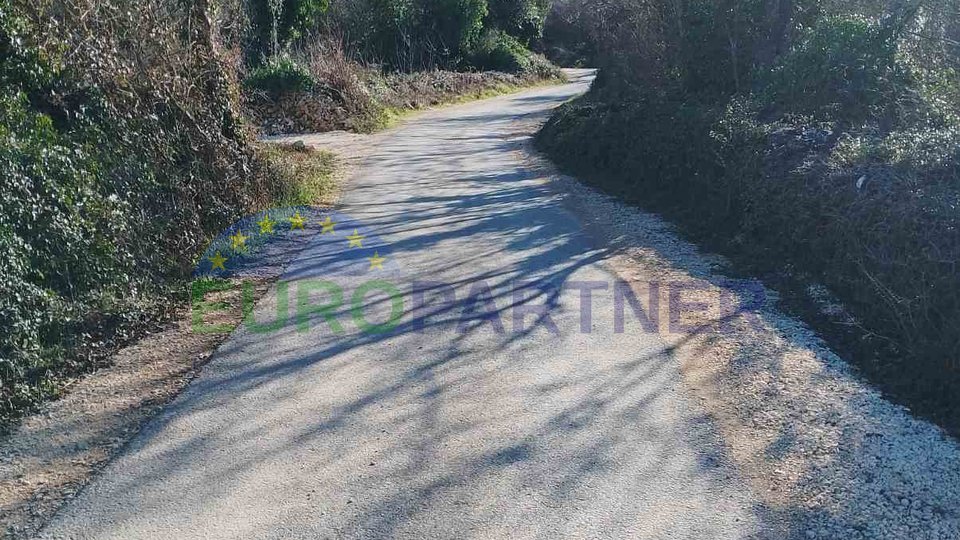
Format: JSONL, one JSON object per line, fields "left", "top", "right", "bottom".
{"left": 299, "top": 33, "right": 378, "bottom": 115}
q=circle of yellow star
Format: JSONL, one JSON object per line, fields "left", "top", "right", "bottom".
{"left": 257, "top": 214, "right": 275, "bottom": 234}
{"left": 368, "top": 251, "right": 386, "bottom": 271}
{"left": 346, "top": 229, "right": 364, "bottom": 248}
{"left": 289, "top": 212, "right": 306, "bottom": 230}
{"left": 229, "top": 231, "right": 248, "bottom": 251}
{"left": 209, "top": 251, "right": 228, "bottom": 271}
{"left": 320, "top": 216, "right": 336, "bottom": 234}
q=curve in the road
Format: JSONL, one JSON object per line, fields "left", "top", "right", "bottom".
{"left": 41, "top": 70, "right": 763, "bottom": 539}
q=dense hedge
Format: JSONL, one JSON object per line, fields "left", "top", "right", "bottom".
{"left": 538, "top": 12, "right": 960, "bottom": 433}
{"left": 466, "top": 29, "right": 557, "bottom": 77}
{"left": 0, "top": 2, "right": 289, "bottom": 425}
{"left": 324, "top": 0, "right": 552, "bottom": 71}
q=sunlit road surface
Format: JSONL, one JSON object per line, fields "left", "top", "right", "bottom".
{"left": 41, "top": 70, "right": 761, "bottom": 539}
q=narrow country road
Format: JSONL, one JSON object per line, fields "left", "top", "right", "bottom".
{"left": 41, "top": 70, "right": 764, "bottom": 538}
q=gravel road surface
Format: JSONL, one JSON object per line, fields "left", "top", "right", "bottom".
{"left": 40, "top": 71, "right": 763, "bottom": 538}
{"left": 41, "top": 70, "right": 960, "bottom": 540}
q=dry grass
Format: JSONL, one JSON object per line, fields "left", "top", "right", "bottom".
{"left": 255, "top": 142, "right": 339, "bottom": 207}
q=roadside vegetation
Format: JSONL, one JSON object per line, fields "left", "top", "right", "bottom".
{"left": 537, "top": 0, "right": 960, "bottom": 434}
{"left": 244, "top": 1, "right": 562, "bottom": 134}
{"left": 0, "top": 0, "right": 559, "bottom": 428}
{"left": 246, "top": 46, "right": 560, "bottom": 135}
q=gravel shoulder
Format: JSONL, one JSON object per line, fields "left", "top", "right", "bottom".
{"left": 519, "top": 123, "right": 960, "bottom": 539}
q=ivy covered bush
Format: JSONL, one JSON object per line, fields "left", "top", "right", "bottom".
{"left": 0, "top": 1, "right": 290, "bottom": 425}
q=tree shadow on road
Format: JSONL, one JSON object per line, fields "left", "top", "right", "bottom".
{"left": 51, "top": 84, "right": 782, "bottom": 539}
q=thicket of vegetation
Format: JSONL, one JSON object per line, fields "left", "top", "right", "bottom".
{"left": 1, "top": 0, "right": 558, "bottom": 427}
{"left": 322, "top": 0, "right": 550, "bottom": 71}
{"left": 538, "top": 0, "right": 960, "bottom": 433}
{"left": 0, "top": 0, "right": 304, "bottom": 424}
{"left": 243, "top": 0, "right": 562, "bottom": 133}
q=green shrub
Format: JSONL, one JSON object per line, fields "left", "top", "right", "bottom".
{"left": 539, "top": 82, "right": 960, "bottom": 434}
{"left": 469, "top": 30, "right": 531, "bottom": 72}
{"left": 326, "top": 0, "right": 488, "bottom": 70}
{"left": 246, "top": 55, "right": 316, "bottom": 94}
{"left": 487, "top": 0, "right": 550, "bottom": 44}
{"left": 0, "top": 1, "right": 296, "bottom": 427}
{"left": 523, "top": 50, "right": 563, "bottom": 80}
{"left": 430, "top": 0, "right": 489, "bottom": 60}
{"left": 466, "top": 29, "right": 559, "bottom": 78}
{"left": 763, "top": 16, "right": 910, "bottom": 124}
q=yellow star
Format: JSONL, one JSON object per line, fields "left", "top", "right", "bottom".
{"left": 320, "top": 216, "right": 336, "bottom": 234}
{"left": 368, "top": 251, "right": 386, "bottom": 271}
{"left": 209, "top": 251, "right": 228, "bottom": 271}
{"left": 289, "top": 212, "right": 306, "bottom": 230}
{"left": 257, "top": 214, "right": 275, "bottom": 234}
{"left": 229, "top": 231, "right": 248, "bottom": 251}
{"left": 346, "top": 229, "right": 364, "bottom": 248}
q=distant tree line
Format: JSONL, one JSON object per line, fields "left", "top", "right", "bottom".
{"left": 244, "top": 0, "right": 553, "bottom": 70}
